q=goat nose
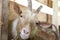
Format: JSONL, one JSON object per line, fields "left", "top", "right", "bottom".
{"left": 26, "top": 32, "right": 29, "bottom": 34}
{"left": 36, "top": 21, "right": 40, "bottom": 25}
{"left": 23, "top": 30, "right": 29, "bottom": 34}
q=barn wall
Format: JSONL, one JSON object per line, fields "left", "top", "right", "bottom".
{"left": 46, "top": 14, "right": 52, "bottom": 24}
{"left": 0, "top": 0, "right": 2, "bottom": 40}
{"left": 47, "top": 0, "right": 52, "bottom": 8}
{"left": 58, "top": 7, "right": 60, "bottom": 12}
{"left": 58, "top": 16, "right": 60, "bottom": 25}
{"left": 37, "top": 13, "right": 47, "bottom": 22}
{"left": 36, "top": 0, "right": 53, "bottom": 8}
{"left": 36, "top": 0, "right": 47, "bottom": 5}
{"left": 1, "top": 0, "right": 9, "bottom": 40}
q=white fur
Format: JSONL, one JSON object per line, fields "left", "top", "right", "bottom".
{"left": 12, "top": 11, "right": 37, "bottom": 39}
{"left": 12, "top": 8, "right": 38, "bottom": 40}
{"left": 20, "top": 24, "right": 30, "bottom": 39}
{"left": 12, "top": 18, "right": 19, "bottom": 38}
{"left": 12, "top": 18, "right": 30, "bottom": 39}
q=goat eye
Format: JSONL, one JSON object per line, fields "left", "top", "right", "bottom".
{"left": 36, "top": 23, "right": 39, "bottom": 25}
{"left": 20, "top": 15, "right": 23, "bottom": 17}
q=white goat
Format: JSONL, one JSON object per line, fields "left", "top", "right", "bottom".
{"left": 12, "top": 0, "right": 42, "bottom": 40}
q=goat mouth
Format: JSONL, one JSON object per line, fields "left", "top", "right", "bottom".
{"left": 20, "top": 30, "right": 30, "bottom": 39}
{"left": 20, "top": 33, "right": 30, "bottom": 39}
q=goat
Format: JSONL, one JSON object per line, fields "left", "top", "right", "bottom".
{"left": 11, "top": 0, "right": 59, "bottom": 40}
{"left": 12, "top": 0, "right": 42, "bottom": 40}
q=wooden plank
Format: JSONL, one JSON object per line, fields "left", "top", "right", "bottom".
{"left": 52, "top": 0, "right": 59, "bottom": 40}
{"left": 36, "top": 0, "right": 48, "bottom": 5}
{"left": 47, "top": 0, "right": 53, "bottom": 8}
{"left": 46, "top": 14, "right": 52, "bottom": 23}
{"left": 52, "top": 0, "right": 58, "bottom": 32}
{"left": 0, "top": 0, "right": 2, "bottom": 40}
{"left": 46, "top": 14, "right": 48, "bottom": 22}
{"left": 1, "top": 0, "right": 9, "bottom": 40}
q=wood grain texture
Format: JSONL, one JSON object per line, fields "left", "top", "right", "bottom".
{"left": 1, "top": 0, "right": 9, "bottom": 40}
{"left": 0, "top": 0, "right": 2, "bottom": 40}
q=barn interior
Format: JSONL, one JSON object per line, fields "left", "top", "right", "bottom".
{"left": 0, "top": 0, "right": 60, "bottom": 40}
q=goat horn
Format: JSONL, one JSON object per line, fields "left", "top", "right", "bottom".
{"left": 28, "top": 0, "right": 32, "bottom": 11}
{"left": 35, "top": 5, "right": 43, "bottom": 13}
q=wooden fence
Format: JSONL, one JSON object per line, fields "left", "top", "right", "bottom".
{"left": 1, "top": 0, "right": 9, "bottom": 40}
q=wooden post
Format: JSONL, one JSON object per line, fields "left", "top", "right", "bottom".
{"left": 46, "top": 14, "right": 49, "bottom": 23}
{"left": 52, "top": 0, "right": 59, "bottom": 39}
{"left": 47, "top": 0, "right": 52, "bottom": 8}
{"left": 52, "top": 0, "right": 58, "bottom": 33}
{"left": 0, "top": 0, "right": 2, "bottom": 40}
{"left": 46, "top": 0, "right": 52, "bottom": 23}
{"left": 1, "top": 0, "right": 9, "bottom": 40}
{"left": 46, "top": 14, "right": 52, "bottom": 24}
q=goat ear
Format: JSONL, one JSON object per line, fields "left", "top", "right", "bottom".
{"left": 14, "top": 2, "right": 22, "bottom": 15}
{"left": 35, "top": 5, "right": 43, "bottom": 13}
{"left": 28, "top": 0, "right": 32, "bottom": 11}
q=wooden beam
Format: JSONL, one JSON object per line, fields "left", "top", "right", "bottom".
{"left": 1, "top": 0, "right": 9, "bottom": 40}
{"left": 46, "top": 14, "right": 49, "bottom": 22}
{"left": 52, "top": 0, "right": 58, "bottom": 32}
{"left": 46, "top": 14, "right": 52, "bottom": 24}
{"left": 52, "top": 0, "right": 59, "bottom": 40}
{"left": 0, "top": 0, "right": 2, "bottom": 40}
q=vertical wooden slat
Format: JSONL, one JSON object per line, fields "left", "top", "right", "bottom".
{"left": 48, "top": 15, "right": 52, "bottom": 23}
{"left": 0, "top": 1, "right": 2, "bottom": 40}
{"left": 46, "top": 14, "right": 48, "bottom": 22}
{"left": 1, "top": 0, "right": 9, "bottom": 40}
{"left": 47, "top": 0, "right": 52, "bottom": 8}
{"left": 46, "top": 0, "right": 49, "bottom": 23}
{"left": 52, "top": 0, "right": 58, "bottom": 32}
{"left": 52, "top": 0, "right": 59, "bottom": 40}
{"left": 36, "top": 0, "right": 48, "bottom": 5}
{"left": 47, "top": 0, "right": 52, "bottom": 24}
{"left": 0, "top": 0, "right": 2, "bottom": 40}
{"left": 46, "top": 14, "right": 52, "bottom": 24}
